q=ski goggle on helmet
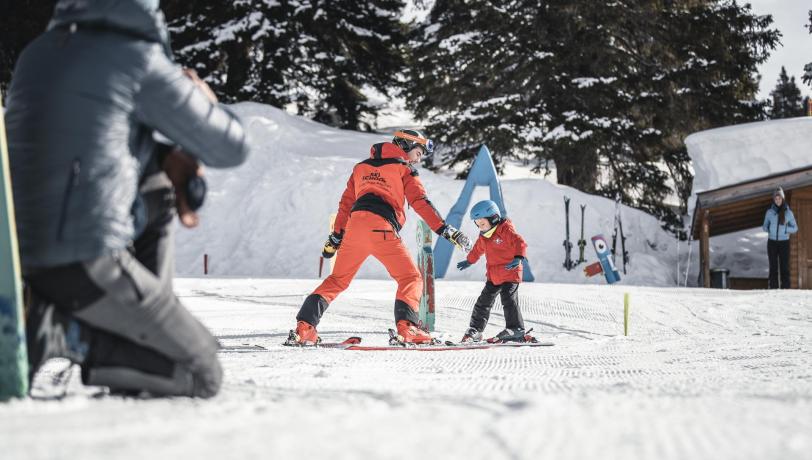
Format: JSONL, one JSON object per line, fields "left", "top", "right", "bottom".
{"left": 393, "top": 129, "right": 434, "bottom": 156}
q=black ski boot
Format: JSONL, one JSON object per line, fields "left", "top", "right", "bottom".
{"left": 488, "top": 328, "right": 527, "bottom": 344}
{"left": 461, "top": 327, "right": 483, "bottom": 343}
{"left": 26, "top": 293, "right": 90, "bottom": 386}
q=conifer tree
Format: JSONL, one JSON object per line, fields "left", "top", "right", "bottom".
{"left": 408, "top": 0, "right": 778, "bottom": 232}
{"left": 769, "top": 67, "right": 804, "bottom": 119}
{"left": 163, "top": 0, "right": 408, "bottom": 130}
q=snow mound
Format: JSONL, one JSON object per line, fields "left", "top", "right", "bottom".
{"left": 174, "top": 102, "right": 679, "bottom": 286}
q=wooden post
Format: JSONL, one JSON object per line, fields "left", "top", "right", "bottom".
{"left": 700, "top": 210, "right": 711, "bottom": 288}
{"left": 204, "top": 254, "right": 208, "bottom": 275}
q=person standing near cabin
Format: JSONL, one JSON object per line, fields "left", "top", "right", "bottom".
{"left": 763, "top": 187, "right": 798, "bottom": 289}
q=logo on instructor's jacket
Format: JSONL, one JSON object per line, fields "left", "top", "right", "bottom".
{"left": 494, "top": 237, "right": 503, "bottom": 245}
{"left": 362, "top": 171, "right": 387, "bottom": 184}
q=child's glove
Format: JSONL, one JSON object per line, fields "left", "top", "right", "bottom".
{"left": 505, "top": 257, "right": 523, "bottom": 270}
{"left": 322, "top": 231, "right": 344, "bottom": 258}
{"left": 457, "top": 260, "right": 472, "bottom": 271}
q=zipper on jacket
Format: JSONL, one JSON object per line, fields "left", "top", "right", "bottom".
{"left": 56, "top": 158, "right": 81, "bottom": 241}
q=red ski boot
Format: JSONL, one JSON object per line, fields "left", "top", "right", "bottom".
{"left": 395, "top": 320, "right": 433, "bottom": 344}
{"left": 285, "top": 320, "right": 320, "bottom": 345}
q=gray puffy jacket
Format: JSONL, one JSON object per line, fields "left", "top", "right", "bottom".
{"left": 6, "top": 0, "right": 249, "bottom": 268}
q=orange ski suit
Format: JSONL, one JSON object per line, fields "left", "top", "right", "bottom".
{"left": 297, "top": 142, "right": 446, "bottom": 327}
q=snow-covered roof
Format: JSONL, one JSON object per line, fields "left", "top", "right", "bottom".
{"left": 687, "top": 117, "right": 812, "bottom": 201}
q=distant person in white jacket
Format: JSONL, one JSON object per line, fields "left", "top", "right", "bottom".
{"left": 762, "top": 187, "right": 798, "bottom": 289}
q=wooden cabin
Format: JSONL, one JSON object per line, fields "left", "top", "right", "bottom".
{"left": 691, "top": 165, "right": 812, "bottom": 289}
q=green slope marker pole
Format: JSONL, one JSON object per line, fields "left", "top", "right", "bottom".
{"left": 623, "top": 292, "right": 629, "bottom": 336}
{"left": 0, "top": 97, "right": 29, "bottom": 400}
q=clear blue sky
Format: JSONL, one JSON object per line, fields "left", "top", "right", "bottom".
{"left": 749, "top": 0, "right": 811, "bottom": 98}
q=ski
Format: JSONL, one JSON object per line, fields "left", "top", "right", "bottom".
{"left": 282, "top": 333, "right": 362, "bottom": 348}
{"left": 577, "top": 204, "right": 587, "bottom": 265}
{"left": 611, "top": 194, "right": 630, "bottom": 274}
{"left": 343, "top": 341, "right": 554, "bottom": 351}
{"left": 618, "top": 211, "right": 629, "bottom": 274}
{"left": 444, "top": 340, "right": 554, "bottom": 348}
{"left": 612, "top": 194, "right": 620, "bottom": 265}
{"left": 563, "top": 196, "right": 575, "bottom": 271}
{"left": 230, "top": 329, "right": 554, "bottom": 352}
{"left": 218, "top": 333, "right": 365, "bottom": 351}
{"left": 219, "top": 344, "right": 269, "bottom": 352}
{"left": 340, "top": 329, "right": 553, "bottom": 351}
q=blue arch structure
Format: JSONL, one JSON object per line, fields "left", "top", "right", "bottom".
{"left": 435, "top": 145, "right": 535, "bottom": 281}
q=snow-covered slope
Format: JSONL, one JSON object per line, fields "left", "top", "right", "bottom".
{"left": 5, "top": 279, "right": 811, "bottom": 460}
{"left": 175, "top": 102, "right": 679, "bottom": 286}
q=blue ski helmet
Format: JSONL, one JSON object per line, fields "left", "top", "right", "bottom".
{"left": 470, "top": 200, "right": 501, "bottom": 221}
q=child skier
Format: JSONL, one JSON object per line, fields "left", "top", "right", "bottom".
{"left": 289, "top": 130, "right": 471, "bottom": 345}
{"left": 457, "top": 200, "right": 530, "bottom": 343}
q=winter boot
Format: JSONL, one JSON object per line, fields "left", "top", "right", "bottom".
{"left": 488, "top": 328, "right": 527, "bottom": 344}
{"left": 26, "top": 294, "right": 90, "bottom": 385}
{"left": 461, "top": 327, "right": 483, "bottom": 343}
{"left": 287, "top": 320, "right": 320, "bottom": 345}
{"left": 395, "top": 320, "right": 433, "bottom": 344}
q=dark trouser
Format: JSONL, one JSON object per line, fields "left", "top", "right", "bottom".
{"left": 25, "top": 185, "right": 222, "bottom": 397}
{"left": 468, "top": 281, "right": 524, "bottom": 332}
{"left": 767, "top": 239, "right": 790, "bottom": 289}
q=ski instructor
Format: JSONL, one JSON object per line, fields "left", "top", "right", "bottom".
{"left": 289, "top": 130, "right": 471, "bottom": 345}
{"left": 6, "top": 0, "right": 249, "bottom": 397}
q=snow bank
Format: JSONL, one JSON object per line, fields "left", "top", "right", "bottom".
{"left": 174, "top": 102, "right": 680, "bottom": 286}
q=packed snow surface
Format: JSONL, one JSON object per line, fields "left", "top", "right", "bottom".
{"left": 3, "top": 278, "right": 811, "bottom": 460}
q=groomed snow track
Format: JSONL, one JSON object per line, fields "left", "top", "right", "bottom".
{"left": 3, "top": 278, "right": 810, "bottom": 460}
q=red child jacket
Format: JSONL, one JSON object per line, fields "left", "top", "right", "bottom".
{"left": 466, "top": 218, "right": 528, "bottom": 284}
{"left": 333, "top": 142, "right": 445, "bottom": 234}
